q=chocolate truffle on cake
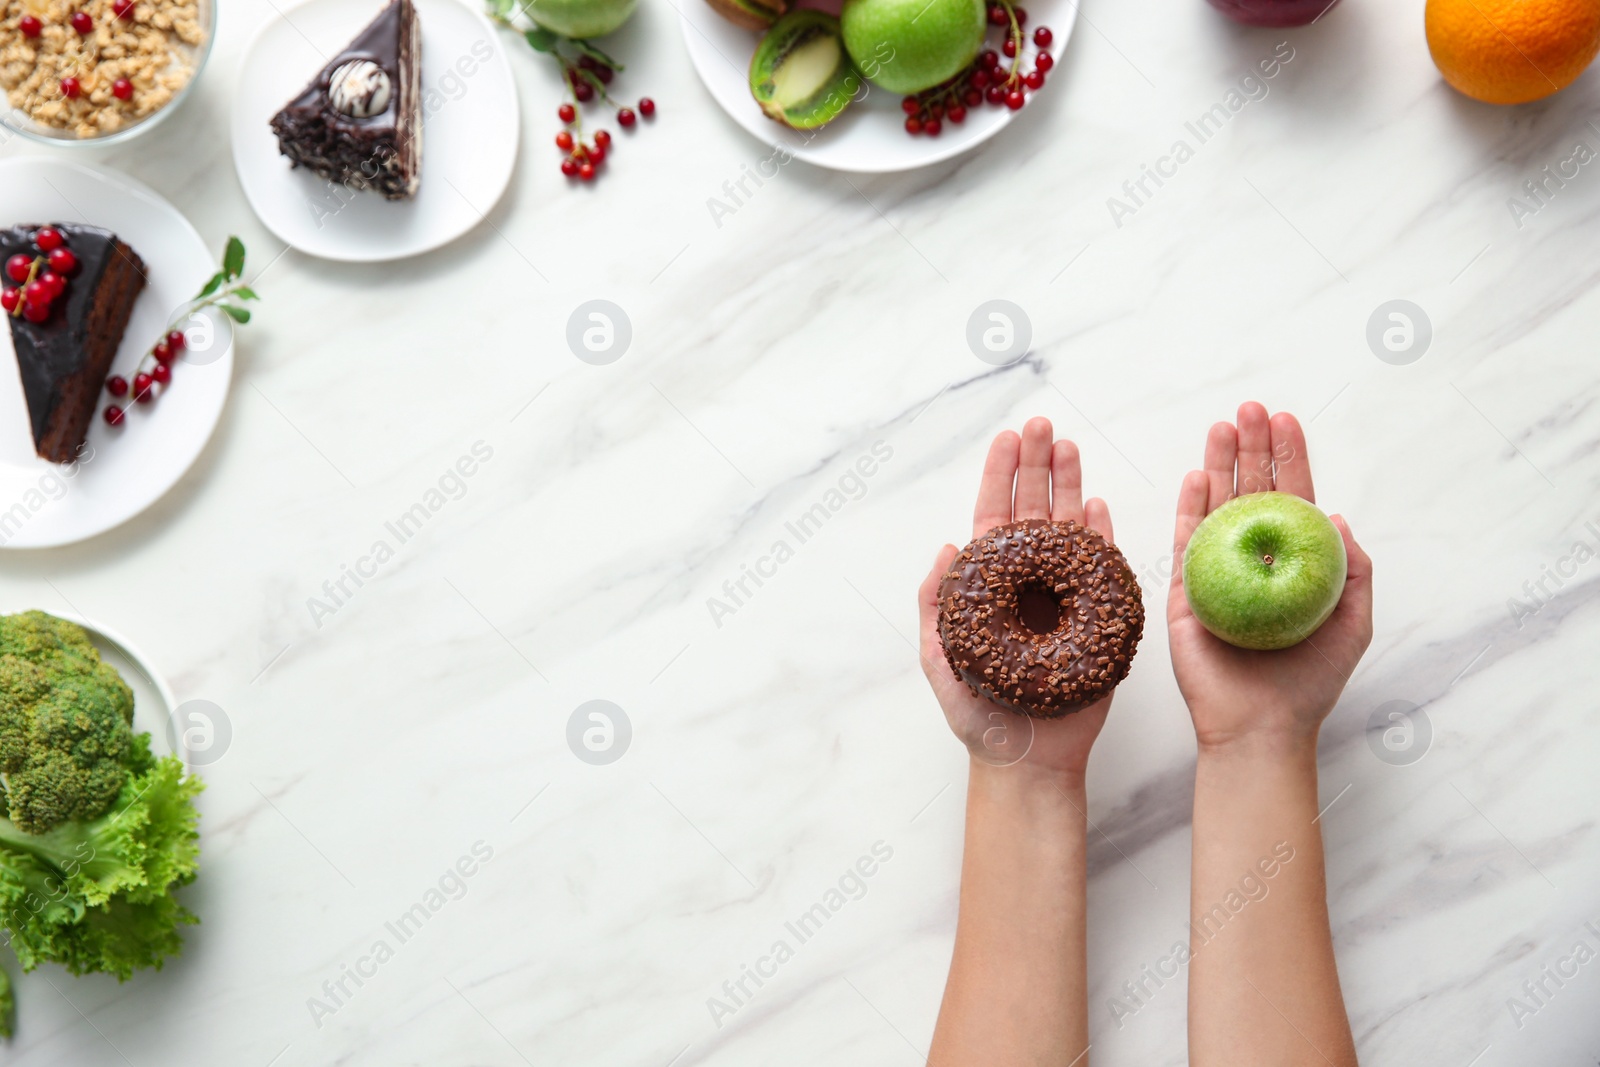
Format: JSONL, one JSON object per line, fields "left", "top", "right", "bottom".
{"left": 937, "top": 519, "right": 1144, "bottom": 718}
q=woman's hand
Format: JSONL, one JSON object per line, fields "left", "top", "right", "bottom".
{"left": 918, "top": 417, "right": 1118, "bottom": 779}
{"left": 1167, "top": 402, "right": 1374, "bottom": 753}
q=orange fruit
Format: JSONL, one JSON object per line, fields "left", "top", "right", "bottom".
{"left": 1426, "top": 0, "right": 1600, "bottom": 104}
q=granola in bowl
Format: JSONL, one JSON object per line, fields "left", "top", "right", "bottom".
{"left": 1, "top": 0, "right": 208, "bottom": 141}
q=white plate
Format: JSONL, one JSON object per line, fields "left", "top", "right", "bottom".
{"left": 0, "top": 158, "right": 234, "bottom": 550}
{"left": 232, "top": 0, "right": 520, "bottom": 262}
{"left": 679, "top": 0, "right": 1075, "bottom": 173}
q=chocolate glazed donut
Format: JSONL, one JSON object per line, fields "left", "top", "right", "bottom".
{"left": 937, "top": 519, "right": 1145, "bottom": 718}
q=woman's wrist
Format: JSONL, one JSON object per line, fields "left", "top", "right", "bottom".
{"left": 1193, "top": 719, "right": 1323, "bottom": 765}
{"left": 969, "top": 754, "right": 1087, "bottom": 802}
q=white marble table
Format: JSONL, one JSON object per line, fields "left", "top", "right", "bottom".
{"left": 3, "top": 0, "right": 1600, "bottom": 1062}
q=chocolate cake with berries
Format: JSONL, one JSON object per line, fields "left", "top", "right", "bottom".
{"left": 269, "top": 0, "right": 422, "bottom": 200}
{"left": 1, "top": 225, "right": 147, "bottom": 464}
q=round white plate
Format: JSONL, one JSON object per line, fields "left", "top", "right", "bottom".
{"left": 0, "top": 158, "right": 234, "bottom": 550}
{"left": 679, "top": 0, "right": 1075, "bottom": 173}
{"left": 232, "top": 0, "right": 520, "bottom": 262}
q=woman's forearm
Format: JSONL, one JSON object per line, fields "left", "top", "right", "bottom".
{"left": 1188, "top": 735, "right": 1358, "bottom": 1067}
{"left": 930, "top": 759, "right": 1090, "bottom": 1067}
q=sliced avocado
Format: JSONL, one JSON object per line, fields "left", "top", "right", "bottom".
{"left": 749, "top": 12, "right": 861, "bottom": 130}
{"left": 705, "top": 0, "right": 789, "bottom": 30}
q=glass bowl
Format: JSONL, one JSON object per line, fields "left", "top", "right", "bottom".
{"left": 0, "top": 0, "right": 214, "bottom": 147}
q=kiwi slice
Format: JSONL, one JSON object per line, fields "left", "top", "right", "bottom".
{"left": 705, "top": 0, "right": 789, "bottom": 30}
{"left": 749, "top": 12, "right": 861, "bottom": 130}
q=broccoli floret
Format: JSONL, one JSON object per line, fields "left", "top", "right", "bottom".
{"left": 0, "top": 611, "right": 136, "bottom": 834}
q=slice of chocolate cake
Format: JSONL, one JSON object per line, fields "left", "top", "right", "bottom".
{"left": 1, "top": 225, "right": 146, "bottom": 464}
{"left": 269, "top": 0, "right": 422, "bottom": 201}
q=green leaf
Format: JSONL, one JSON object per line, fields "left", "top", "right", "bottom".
{"left": 232, "top": 286, "right": 260, "bottom": 301}
{"left": 222, "top": 236, "right": 245, "bottom": 280}
{"left": 523, "top": 27, "right": 558, "bottom": 51}
{"left": 571, "top": 39, "right": 623, "bottom": 72}
{"left": 195, "top": 271, "right": 226, "bottom": 299}
{"left": 220, "top": 305, "right": 251, "bottom": 324}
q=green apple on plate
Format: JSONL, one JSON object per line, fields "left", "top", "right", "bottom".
{"left": 840, "top": 0, "right": 987, "bottom": 94}
{"left": 524, "top": 0, "right": 638, "bottom": 37}
{"left": 1182, "top": 491, "right": 1347, "bottom": 651}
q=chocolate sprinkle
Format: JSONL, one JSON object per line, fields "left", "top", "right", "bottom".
{"left": 937, "top": 518, "right": 1145, "bottom": 719}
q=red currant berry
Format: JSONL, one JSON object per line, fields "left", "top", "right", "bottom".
{"left": 23, "top": 280, "right": 51, "bottom": 307}
{"left": 593, "top": 129, "right": 611, "bottom": 148}
{"left": 985, "top": 84, "right": 1006, "bottom": 104}
{"left": 924, "top": 117, "right": 942, "bottom": 136}
{"left": 577, "top": 55, "right": 597, "bottom": 71}
{"left": 1036, "top": 52, "right": 1054, "bottom": 72}
{"left": 1002, "top": 37, "right": 1017, "bottom": 58}
{"left": 638, "top": 97, "right": 655, "bottom": 117}
{"left": 558, "top": 103, "right": 575, "bottom": 123}
{"left": 166, "top": 329, "right": 186, "bottom": 351}
{"left": 980, "top": 50, "right": 1000, "bottom": 70}
{"left": 151, "top": 362, "right": 171, "bottom": 385}
{"left": 22, "top": 302, "right": 49, "bottom": 324}
{"left": 589, "top": 142, "right": 606, "bottom": 164}
{"left": 902, "top": 96, "right": 919, "bottom": 115}
{"left": 964, "top": 87, "right": 983, "bottom": 106}
{"left": 574, "top": 80, "right": 594, "bottom": 102}
{"left": 595, "top": 65, "right": 613, "bottom": 84}
{"left": 560, "top": 157, "right": 578, "bottom": 177}
{"left": 112, "top": 77, "right": 133, "bottom": 100}
{"left": 47, "top": 248, "right": 76, "bottom": 274}
{"left": 39, "top": 272, "right": 64, "bottom": 297}
{"left": 133, "top": 372, "right": 154, "bottom": 402}
{"left": 19, "top": 14, "right": 41, "bottom": 36}
{"left": 61, "top": 77, "right": 81, "bottom": 99}
{"left": 0, "top": 289, "right": 18, "bottom": 313}
{"left": 578, "top": 162, "right": 596, "bottom": 181}
{"left": 987, "top": 4, "right": 1006, "bottom": 24}
{"left": 112, "top": 0, "right": 134, "bottom": 18}
{"left": 617, "top": 107, "right": 636, "bottom": 127}
{"left": 1033, "top": 26, "right": 1052, "bottom": 47}
{"left": 104, "top": 404, "right": 124, "bottom": 426}
{"left": 6, "top": 255, "right": 33, "bottom": 283}
{"left": 1024, "top": 70, "right": 1044, "bottom": 90}
{"left": 971, "top": 69, "right": 989, "bottom": 90}
{"left": 71, "top": 10, "right": 93, "bottom": 33}
{"left": 34, "top": 227, "right": 62, "bottom": 252}
{"left": 947, "top": 104, "right": 967, "bottom": 123}
{"left": 1006, "top": 89, "right": 1025, "bottom": 109}
{"left": 905, "top": 116, "right": 922, "bottom": 134}
{"left": 555, "top": 130, "right": 574, "bottom": 151}
{"left": 106, "top": 375, "right": 128, "bottom": 397}
{"left": 1014, "top": 6, "right": 1027, "bottom": 24}
{"left": 153, "top": 340, "right": 173, "bottom": 363}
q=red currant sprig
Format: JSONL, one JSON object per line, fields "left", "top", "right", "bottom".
{"left": 3, "top": 228, "right": 75, "bottom": 325}
{"left": 553, "top": 52, "right": 655, "bottom": 182}
{"left": 906, "top": 3, "right": 1053, "bottom": 134}
{"left": 102, "top": 329, "right": 185, "bottom": 425}
{"left": 486, "top": 10, "right": 656, "bottom": 186}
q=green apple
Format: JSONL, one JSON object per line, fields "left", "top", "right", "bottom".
{"left": 524, "top": 0, "right": 638, "bottom": 38}
{"left": 840, "top": 0, "right": 986, "bottom": 95}
{"left": 1182, "top": 492, "right": 1347, "bottom": 651}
